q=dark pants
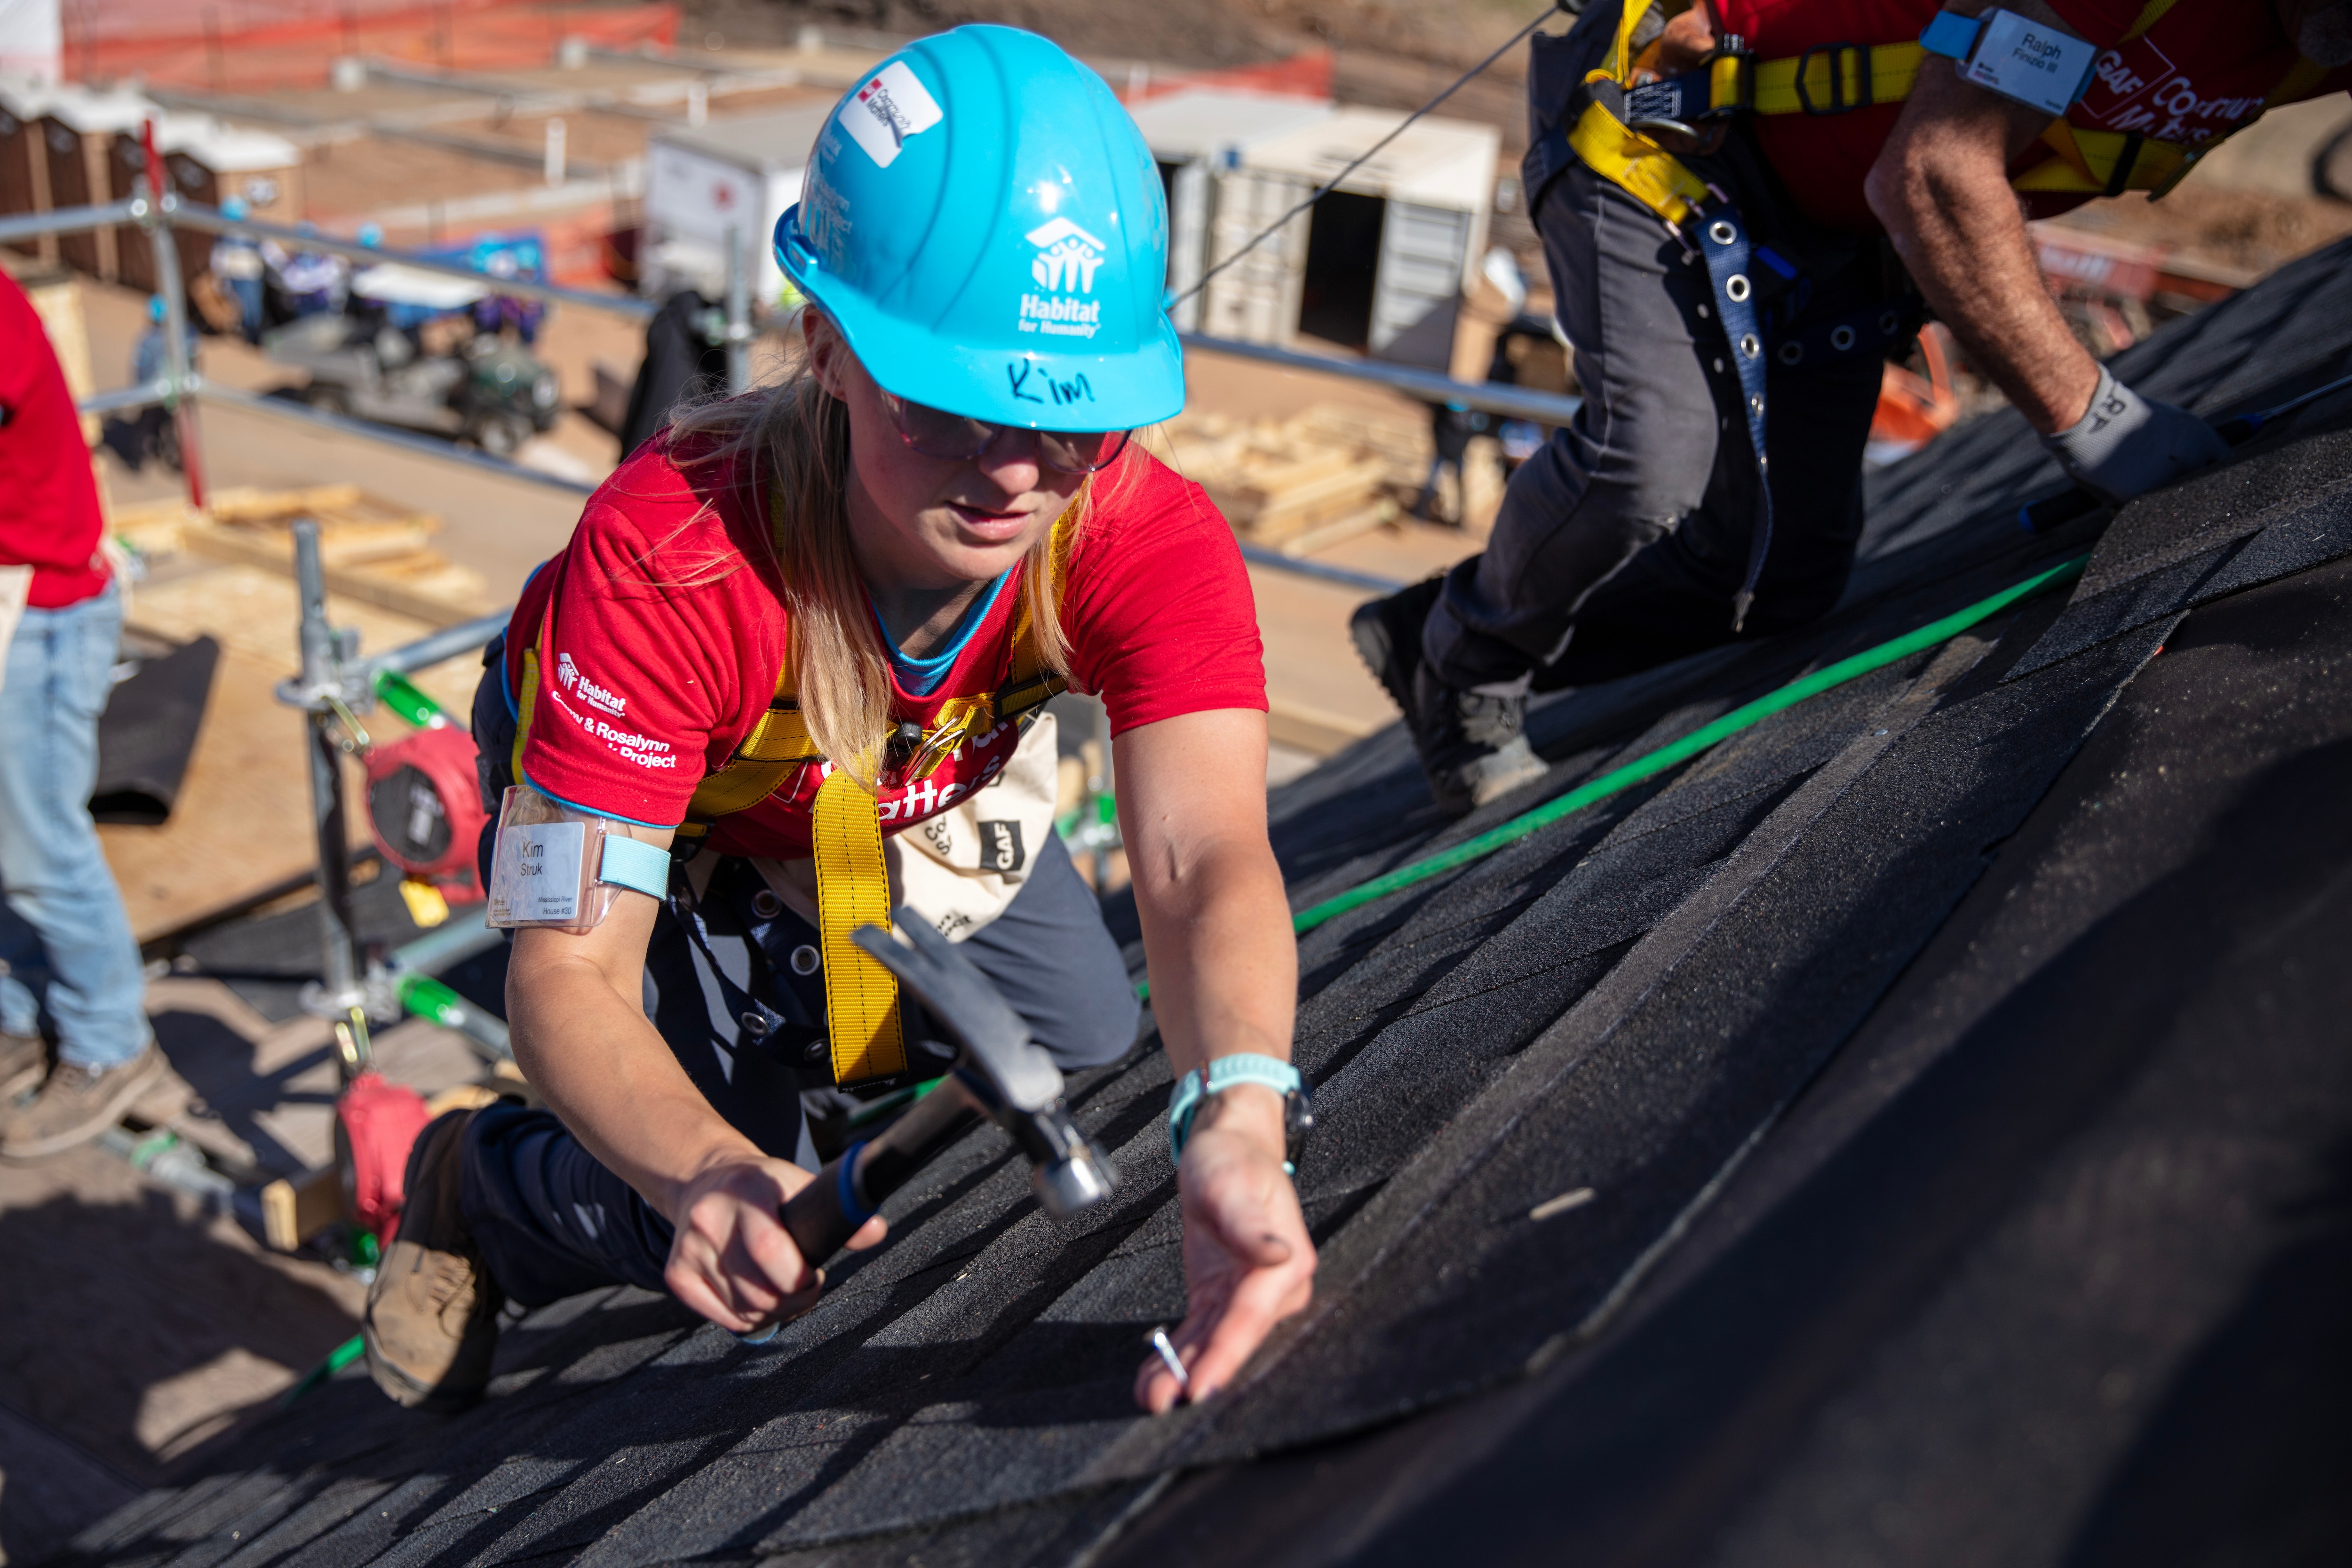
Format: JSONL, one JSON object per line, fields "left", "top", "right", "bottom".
{"left": 458, "top": 653, "right": 1141, "bottom": 1307}
{"left": 1424, "top": 10, "right": 1888, "bottom": 691}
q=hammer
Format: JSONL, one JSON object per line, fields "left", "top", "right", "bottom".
{"left": 779, "top": 920, "right": 1120, "bottom": 1269}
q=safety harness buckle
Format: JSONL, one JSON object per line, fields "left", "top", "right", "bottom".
{"left": 1793, "top": 41, "right": 1873, "bottom": 115}
{"left": 1622, "top": 41, "right": 1753, "bottom": 138}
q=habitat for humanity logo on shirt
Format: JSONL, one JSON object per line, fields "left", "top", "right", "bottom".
{"left": 556, "top": 651, "right": 626, "bottom": 717}
{"left": 841, "top": 61, "right": 944, "bottom": 167}
{"left": 1018, "top": 217, "right": 1106, "bottom": 339}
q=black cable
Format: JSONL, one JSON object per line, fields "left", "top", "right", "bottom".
{"left": 1167, "top": 0, "right": 1568, "bottom": 313}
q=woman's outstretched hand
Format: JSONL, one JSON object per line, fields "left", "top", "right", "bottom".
{"left": 662, "top": 1156, "right": 888, "bottom": 1335}
{"left": 1135, "top": 1085, "right": 1316, "bottom": 1414}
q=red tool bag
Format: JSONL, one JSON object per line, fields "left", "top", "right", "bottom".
{"left": 337, "top": 1072, "right": 433, "bottom": 1240}
{"left": 365, "top": 726, "right": 489, "bottom": 903}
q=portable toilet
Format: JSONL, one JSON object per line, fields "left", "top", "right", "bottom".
{"left": 1229, "top": 106, "right": 1500, "bottom": 370}
{"left": 36, "top": 83, "right": 156, "bottom": 280}
{"left": 1124, "top": 88, "right": 1335, "bottom": 334}
{"left": 640, "top": 105, "right": 834, "bottom": 307}
{"left": 0, "top": 77, "right": 57, "bottom": 262}
{"left": 111, "top": 112, "right": 302, "bottom": 294}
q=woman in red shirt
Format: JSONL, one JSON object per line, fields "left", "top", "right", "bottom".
{"left": 364, "top": 26, "right": 1314, "bottom": 1418}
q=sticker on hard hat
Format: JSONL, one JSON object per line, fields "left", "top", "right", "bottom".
{"left": 841, "top": 61, "right": 944, "bottom": 168}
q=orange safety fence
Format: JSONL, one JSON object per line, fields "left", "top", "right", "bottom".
{"left": 61, "top": 0, "right": 679, "bottom": 93}
{"left": 1127, "top": 47, "right": 1335, "bottom": 104}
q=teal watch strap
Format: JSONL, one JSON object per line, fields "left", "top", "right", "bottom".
{"left": 1168, "top": 1053, "right": 1303, "bottom": 1172}
{"left": 597, "top": 834, "right": 673, "bottom": 899}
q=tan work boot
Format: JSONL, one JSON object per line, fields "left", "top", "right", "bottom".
{"left": 0, "top": 1031, "right": 48, "bottom": 1101}
{"left": 364, "top": 1107, "right": 504, "bottom": 1409}
{"left": 0, "top": 1043, "right": 165, "bottom": 1160}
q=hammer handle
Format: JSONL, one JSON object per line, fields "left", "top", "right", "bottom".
{"left": 780, "top": 1153, "right": 866, "bottom": 1268}
{"left": 780, "top": 1084, "right": 982, "bottom": 1267}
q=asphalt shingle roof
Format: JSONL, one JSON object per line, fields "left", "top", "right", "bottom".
{"left": 63, "top": 238, "right": 2352, "bottom": 1568}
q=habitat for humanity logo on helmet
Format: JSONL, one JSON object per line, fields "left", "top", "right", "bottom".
{"left": 840, "top": 60, "right": 943, "bottom": 168}
{"left": 1018, "top": 217, "right": 1106, "bottom": 339}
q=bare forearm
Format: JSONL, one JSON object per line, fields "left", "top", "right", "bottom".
{"left": 1132, "top": 836, "right": 1297, "bottom": 1077}
{"left": 508, "top": 946, "right": 769, "bottom": 1218}
{"left": 1864, "top": 5, "right": 2099, "bottom": 434}
{"left": 1114, "top": 710, "right": 1299, "bottom": 1078}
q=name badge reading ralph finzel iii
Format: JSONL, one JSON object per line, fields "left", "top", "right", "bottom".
{"left": 1922, "top": 7, "right": 2100, "bottom": 119}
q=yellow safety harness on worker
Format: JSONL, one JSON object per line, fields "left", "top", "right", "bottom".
{"left": 1563, "top": 0, "right": 2323, "bottom": 231}
{"left": 505, "top": 489, "right": 1074, "bottom": 1088}
{"left": 1520, "top": 0, "right": 2320, "bottom": 630}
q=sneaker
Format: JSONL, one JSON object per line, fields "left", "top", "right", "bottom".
{"left": 0, "top": 1031, "right": 47, "bottom": 1101}
{"left": 364, "top": 1108, "right": 505, "bottom": 1410}
{"left": 1410, "top": 665, "right": 1550, "bottom": 816}
{"left": 1348, "top": 574, "right": 1447, "bottom": 725}
{"left": 0, "top": 1044, "right": 165, "bottom": 1160}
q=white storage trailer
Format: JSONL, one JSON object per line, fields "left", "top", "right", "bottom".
{"left": 1245, "top": 107, "right": 1500, "bottom": 368}
{"left": 1125, "top": 88, "right": 1336, "bottom": 334}
{"left": 641, "top": 105, "right": 834, "bottom": 307}
{"left": 1175, "top": 104, "right": 1501, "bottom": 372}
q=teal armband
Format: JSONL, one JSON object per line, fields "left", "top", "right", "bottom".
{"left": 1168, "top": 1054, "right": 1311, "bottom": 1176}
{"left": 596, "top": 834, "right": 674, "bottom": 899}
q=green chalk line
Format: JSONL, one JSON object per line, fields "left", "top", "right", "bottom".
{"left": 1135, "top": 553, "right": 2088, "bottom": 1003}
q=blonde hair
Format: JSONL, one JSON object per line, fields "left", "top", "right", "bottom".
{"left": 666, "top": 351, "right": 1086, "bottom": 791}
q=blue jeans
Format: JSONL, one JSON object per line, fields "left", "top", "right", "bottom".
{"left": 0, "top": 580, "right": 150, "bottom": 1068}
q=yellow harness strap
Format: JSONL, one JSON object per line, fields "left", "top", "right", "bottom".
{"left": 1565, "top": 96, "right": 1711, "bottom": 228}
{"left": 811, "top": 766, "right": 906, "bottom": 1083}
{"left": 505, "top": 487, "right": 1078, "bottom": 1085}
{"left": 1581, "top": 0, "right": 2313, "bottom": 214}
{"left": 1750, "top": 45, "right": 1924, "bottom": 116}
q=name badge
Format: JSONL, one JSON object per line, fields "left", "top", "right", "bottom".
{"left": 1922, "top": 8, "right": 2099, "bottom": 119}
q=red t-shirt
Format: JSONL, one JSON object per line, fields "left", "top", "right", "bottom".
{"left": 504, "top": 433, "right": 1267, "bottom": 859}
{"left": 0, "top": 273, "right": 109, "bottom": 610}
{"left": 1715, "top": 0, "right": 2352, "bottom": 232}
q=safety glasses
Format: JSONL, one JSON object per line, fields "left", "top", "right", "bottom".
{"left": 878, "top": 389, "right": 1131, "bottom": 474}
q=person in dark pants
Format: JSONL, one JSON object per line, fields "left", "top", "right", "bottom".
{"left": 1354, "top": 0, "right": 2344, "bottom": 815}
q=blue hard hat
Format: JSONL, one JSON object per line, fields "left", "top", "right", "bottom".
{"left": 358, "top": 222, "right": 383, "bottom": 247}
{"left": 774, "top": 25, "right": 1182, "bottom": 433}
{"left": 219, "top": 195, "right": 248, "bottom": 221}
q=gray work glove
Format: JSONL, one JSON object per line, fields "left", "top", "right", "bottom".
{"left": 2040, "top": 364, "right": 2231, "bottom": 507}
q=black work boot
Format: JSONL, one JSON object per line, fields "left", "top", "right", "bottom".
{"left": 1348, "top": 575, "right": 1447, "bottom": 725}
{"left": 364, "top": 1108, "right": 504, "bottom": 1409}
{"left": 1408, "top": 665, "right": 1548, "bottom": 816}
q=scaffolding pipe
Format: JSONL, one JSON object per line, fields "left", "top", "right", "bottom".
{"left": 725, "top": 223, "right": 752, "bottom": 393}
{"left": 141, "top": 121, "right": 208, "bottom": 514}
{"left": 0, "top": 199, "right": 141, "bottom": 246}
{"left": 1178, "top": 331, "right": 1585, "bottom": 427}
{"left": 292, "top": 523, "right": 367, "bottom": 1016}
{"left": 167, "top": 202, "right": 659, "bottom": 319}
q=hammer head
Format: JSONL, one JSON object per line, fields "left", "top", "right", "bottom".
{"left": 852, "top": 922, "right": 1119, "bottom": 1218}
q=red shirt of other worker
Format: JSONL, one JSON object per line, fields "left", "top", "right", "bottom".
{"left": 0, "top": 273, "right": 109, "bottom": 610}
{"left": 503, "top": 435, "right": 1268, "bottom": 857}
{"left": 1716, "top": 0, "right": 2352, "bottom": 232}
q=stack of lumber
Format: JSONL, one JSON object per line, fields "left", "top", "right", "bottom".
{"left": 1152, "top": 403, "right": 1428, "bottom": 552}
{"left": 112, "top": 483, "right": 496, "bottom": 628}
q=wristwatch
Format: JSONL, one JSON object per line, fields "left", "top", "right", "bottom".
{"left": 1167, "top": 1054, "right": 1314, "bottom": 1176}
